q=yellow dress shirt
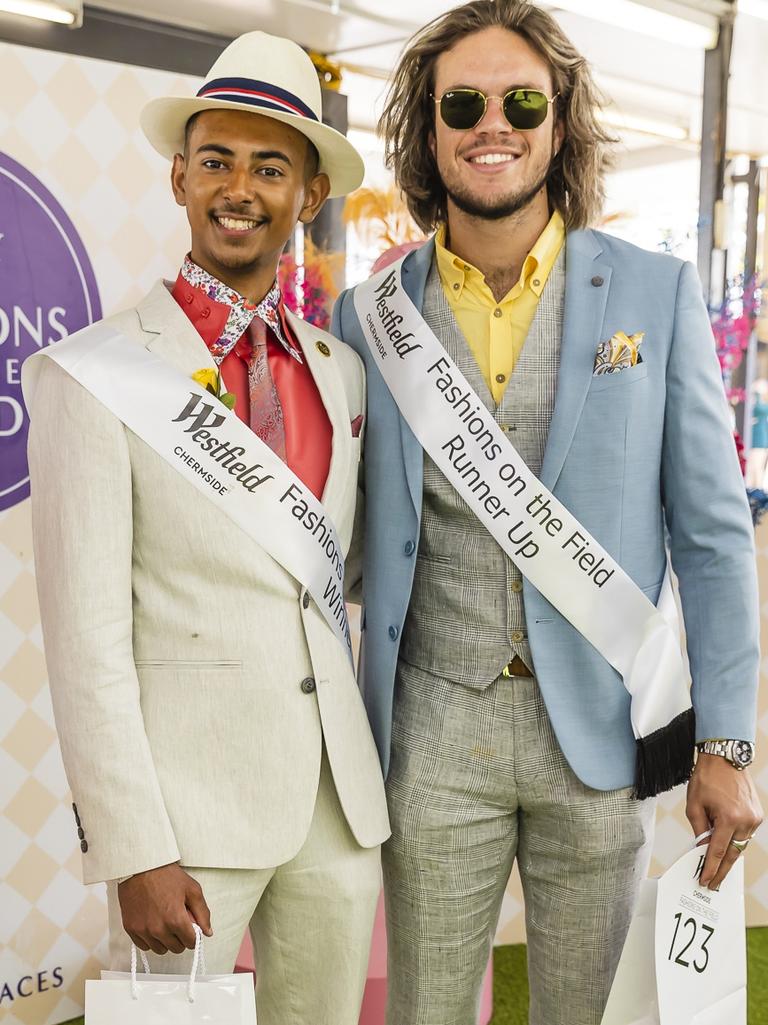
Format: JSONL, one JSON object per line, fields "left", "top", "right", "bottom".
{"left": 435, "top": 210, "right": 565, "bottom": 403}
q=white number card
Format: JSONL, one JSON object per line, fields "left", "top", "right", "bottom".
{"left": 655, "top": 845, "right": 746, "bottom": 1024}
{"left": 602, "top": 845, "right": 746, "bottom": 1025}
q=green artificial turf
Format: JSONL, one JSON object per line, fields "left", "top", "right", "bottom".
{"left": 60, "top": 927, "right": 768, "bottom": 1025}
{"left": 489, "top": 928, "right": 768, "bottom": 1025}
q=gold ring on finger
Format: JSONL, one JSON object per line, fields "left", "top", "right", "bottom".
{"left": 729, "top": 836, "right": 751, "bottom": 853}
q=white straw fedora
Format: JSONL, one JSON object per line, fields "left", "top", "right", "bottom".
{"left": 140, "top": 31, "right": 364, "bottom": 198}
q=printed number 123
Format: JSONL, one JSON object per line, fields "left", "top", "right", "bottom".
{"left": 668, "top": 913, "right": 715, "bottom": 973}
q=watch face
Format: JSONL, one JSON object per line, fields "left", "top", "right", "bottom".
{"left": 733, "top": 741, "right": 754, "bottom": 767}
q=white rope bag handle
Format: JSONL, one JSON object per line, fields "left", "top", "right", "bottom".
{"left": 130, "top": 922, "right": 208, "bottom": 1002}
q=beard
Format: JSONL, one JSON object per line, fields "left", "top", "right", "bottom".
{"left": 440, "top": 146, "right": 555, "bottom": 222}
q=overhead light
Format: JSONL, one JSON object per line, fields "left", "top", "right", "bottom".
{"left": 738, "top": 0, "right": 768, "bottom": 19}
{"left": 547, "top": 0, "right": 718, "bottom": 48}
{"left": 600, "top": 109, "right": 690, "bottom": 142}
{"left": 0, "top": 0, "right": 82, "bottom": 25}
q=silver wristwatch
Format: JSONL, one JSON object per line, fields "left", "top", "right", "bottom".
{"left": 696, "top": 739, "right": 755, "bottom": 769}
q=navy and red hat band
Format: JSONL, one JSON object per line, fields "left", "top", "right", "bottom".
{"left": 196, "top": 77, "right": 319, "bottom": 122}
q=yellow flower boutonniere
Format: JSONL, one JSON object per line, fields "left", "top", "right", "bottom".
{"left": 192, "top": 368, "right": 237, "bottom": 411}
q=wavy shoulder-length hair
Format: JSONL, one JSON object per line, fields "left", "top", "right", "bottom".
{"left": 379, "top": 0, "right": 615, "bottom": 232}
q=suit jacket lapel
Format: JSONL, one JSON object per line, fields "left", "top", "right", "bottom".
{"left": 540, "top": 229, "right": 612, "bottom": 490}
{"left": 399, "top": 241, "right": 434, "bottom": 516}
{"left": 286, "top": 310, "right": 350, "bottom": 528}
{"left": 140, "top": 281, "right": 218, "bottom": 376}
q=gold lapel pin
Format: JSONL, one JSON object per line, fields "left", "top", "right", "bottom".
{"left": 316, "top": 341, "right": 331, "bottom": 357}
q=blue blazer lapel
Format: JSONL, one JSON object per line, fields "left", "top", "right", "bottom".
{"left": 540, "top": 229, "right": 612, "bottom": 491}
{"left": 398, "top": 240, "right": 434, "bottom": 516}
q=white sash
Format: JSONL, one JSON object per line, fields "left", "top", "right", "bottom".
{"left": 353, "top": 259, "right": 692, "bottom": 747}
{"left": 22, "top": 323, "right": 352, "bottom": 661}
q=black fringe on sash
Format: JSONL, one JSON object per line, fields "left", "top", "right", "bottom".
{"left": 632, "top": 707, "right": 696, "bottom": 800}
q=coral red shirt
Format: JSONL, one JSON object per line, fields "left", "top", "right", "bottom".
{"left": 171, "top": 273, "right": 332, "bottom": 500}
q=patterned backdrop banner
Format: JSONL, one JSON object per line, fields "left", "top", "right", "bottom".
{"left": 0, "top": 35, "right": 766, "bottom": 1025}
{"left": 0, "top": 151, "right": 102, "bottom": 511}
{"left": 0, "top": 40, "right": 195, "bottom": 1025}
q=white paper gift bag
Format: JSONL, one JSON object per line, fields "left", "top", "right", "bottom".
{"left": 602, "top": 845, "right": 746, "bottom": 1025}
{"left": 85, "top": 924, "right": 257, "bottom": 1024}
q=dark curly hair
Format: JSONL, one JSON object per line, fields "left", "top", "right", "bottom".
{"left": 378, "top": 0, "right": 615, "bottom": 232}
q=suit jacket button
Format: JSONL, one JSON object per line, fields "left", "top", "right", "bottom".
{"left": 300, "top": 677, "right": 316, "bottom": 694}
{"left": 388, "top": 625, "right": 399, "bottom": 640}
{"left": 404, "top": 540, "right": 416, "bottom": 556}
{"left": 591, "top": 275, "right": 604, "bottom": 287}
{"left": 302, "top": 593, "right": 310, "bottom": 609}
{"left": 80, "top": 839, "right": 89, "bottom": 853}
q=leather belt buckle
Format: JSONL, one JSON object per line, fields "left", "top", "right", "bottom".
{"left": 503, "top": 657, "right": 533, "bottom": 678}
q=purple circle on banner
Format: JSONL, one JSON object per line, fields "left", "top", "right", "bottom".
{"left": 0, "top": 151, "right": 101, "bottom": 511}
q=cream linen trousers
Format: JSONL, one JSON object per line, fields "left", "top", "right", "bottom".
{"left": 107, "top": 751, "right": 381, "bottom": 1025}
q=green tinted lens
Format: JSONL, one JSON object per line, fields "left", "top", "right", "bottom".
{"left": 440, "top": 90, "right": 486, "bottom": 130}
{"left": 503, "top": 89, "right": 550, "bottom": 130}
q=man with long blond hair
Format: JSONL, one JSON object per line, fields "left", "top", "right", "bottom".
{"left": 333, "top": 2, "right": 762, "bottom": 1023}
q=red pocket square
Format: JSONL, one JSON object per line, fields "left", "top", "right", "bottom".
{"left": 351, "top": 414, "right": 364, "bottom": 438}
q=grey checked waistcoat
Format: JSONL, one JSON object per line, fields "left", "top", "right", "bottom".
{"left": 399, "top": 250, "right": 565, "bottom": 689}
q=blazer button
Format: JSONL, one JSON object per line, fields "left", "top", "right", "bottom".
{"left": 388, "top": 625, "right": 399, "bottom": 640}
{"left": 591, "top": 275, "right": 604, "bottom": 287}
{"left": 302, "top": 593, "right": 310, "bottom": 609}
{"left": 300, "top": 677, "right": 316, "bottom": 694}
{"left": 80, "top": 839, "right": 89, "bottom": 853}
{"left": 404, "top": 540, "right": 415, "bottom": 556}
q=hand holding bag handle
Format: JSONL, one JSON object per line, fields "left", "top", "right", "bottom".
{"left": 129, "top": 922, "right": 208, "bottom": 1002}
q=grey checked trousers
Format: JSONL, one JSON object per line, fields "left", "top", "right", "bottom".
{"left": 383, "top": 663, "right": 656, "bottom": 1025}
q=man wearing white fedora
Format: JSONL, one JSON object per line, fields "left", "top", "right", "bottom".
{"left": 24, "top": 31, "right": 389, "bottom": 1025}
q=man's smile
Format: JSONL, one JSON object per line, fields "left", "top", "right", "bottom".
{"left": 212, "top": 213, "right": 267, "bottom": 235}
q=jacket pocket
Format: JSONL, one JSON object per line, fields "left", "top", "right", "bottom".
{"left": 134, "top": 659, "right": 242, "bottom": 670}
{"left": 588, "top": 362, "right": 649, "bottom": 394}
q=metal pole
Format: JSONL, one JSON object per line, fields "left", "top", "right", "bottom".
{"left": 308, "top": 88, "right": 349, "bottom": 280}
{"left": 697, "top": 13, "right": 734, "bottom": 305}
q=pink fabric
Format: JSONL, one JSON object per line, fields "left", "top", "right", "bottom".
{"left": 371, "top": 241, "right": 425, "bottom": 274}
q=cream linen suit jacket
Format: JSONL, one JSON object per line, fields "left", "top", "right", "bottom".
{"left": 26, "top": 281, "right": 390, "bottom": 885}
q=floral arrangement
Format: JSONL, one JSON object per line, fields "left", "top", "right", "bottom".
{"left": 344, "top": 185, "right": 425, "bottom": 258}
{"left": 710, "top": 276, "right": 760, "bottom": 405}
{"left": 308, "top": 51, "right": 342, "bottom": 91}
{"left": 278, "top": 236, "right": 344, "bottom": 331}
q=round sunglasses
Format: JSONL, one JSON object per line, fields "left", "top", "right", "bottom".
{"left": 433, "top": 88, "right": 559, "bottom": 132}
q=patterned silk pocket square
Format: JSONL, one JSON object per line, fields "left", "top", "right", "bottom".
{"left": 351, "top": 414, "right": 364, "bottom": 438}
{"left": 593, "top": 331, "right": 645, "bottom": 376}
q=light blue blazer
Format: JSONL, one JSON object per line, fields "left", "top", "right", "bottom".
{"left": 332, "top": 229, "right": 759, "bottom": 790}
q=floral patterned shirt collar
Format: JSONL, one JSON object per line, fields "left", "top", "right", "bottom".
{"left": 180, "top": 255, "right": 302, "bottom": 364}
